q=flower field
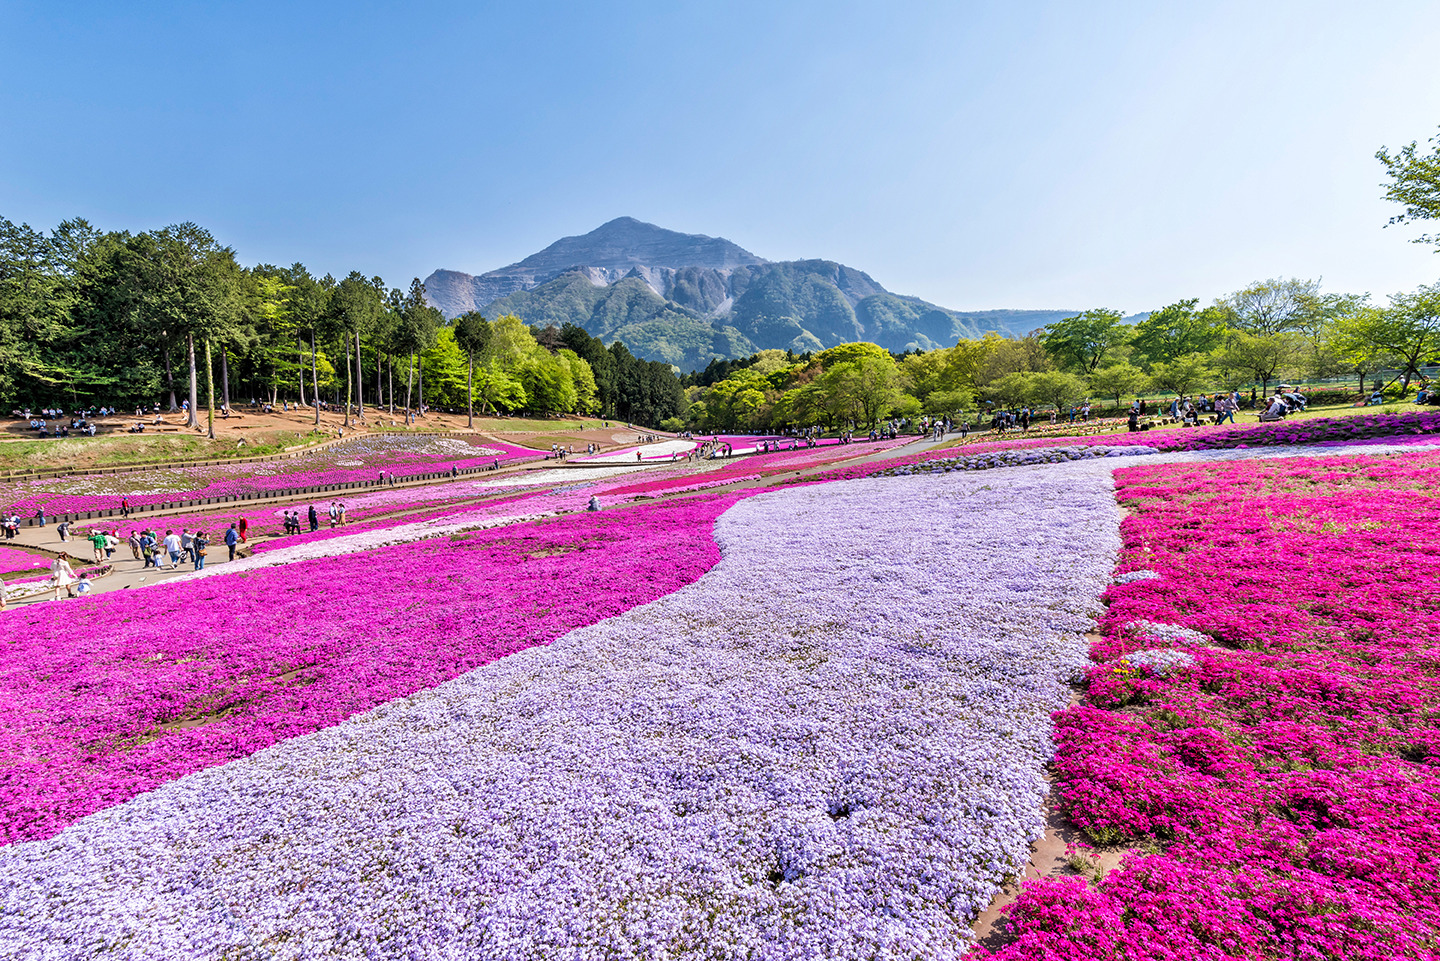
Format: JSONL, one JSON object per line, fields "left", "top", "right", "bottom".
{"left": 0, "top": 546, "right": 49, "bottom": 576}
{"left": 0, "top": 496, "right": 742, "bottom": 845}
{"left": 0, "top": 434, "right": 541, "bottom": 516}
{"left": 3, "top": 429, "right": 1439, "bottom": 958}
{"left": 0, "top": 461, "right": 1121, "bottom": 958}
{"left": 986, "top": 451, "right": 1440, "bottom": 958}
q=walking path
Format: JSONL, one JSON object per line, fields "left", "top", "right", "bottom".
{"left": 1, "top": 432, "right": 940, "bottom": 606}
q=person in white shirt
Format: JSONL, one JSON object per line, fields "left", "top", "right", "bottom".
{"left": 162, "top": 530, "right": 183, "bottom": 568}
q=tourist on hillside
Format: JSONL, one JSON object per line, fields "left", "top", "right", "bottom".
{"left": 224, "top": 524, "right": 239, "bottom": 561}
{"left": 128, "top": 530, "right": 141, "bottom": 560}
{"left": 192, "top": 531, "right": 209, "bottom": 571}
{"left": 237, "top": 517, "right": 249, "bottom": 542}
{"left": 50, "top": 552, "right": 78, "bottom": 600}
{"left": 57, "top": 520, "right": 69, "bottom": 542}
{"left": 587, "top": 494, "right": 600, "bottom": 512}
{"left": 90, "top": 529, "right": 107, "bottom": 563}
{"left": 76, "top": 573, "right": 92, "bottom": 596}
{"left": 120, "top": 496, "right": 130, "bottom": 518}
{"left": 308, "top": 505, "right": 319, "bottom": 532}
{"left": 180, "top": 529, "right": 194, "bottom": 563}
{"left": 337, "top": 503, "right": 347, "bottom": 524}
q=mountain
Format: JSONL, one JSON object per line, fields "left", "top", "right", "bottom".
{"left": 424, "top": 218, "right": 1077, "bottom": 371}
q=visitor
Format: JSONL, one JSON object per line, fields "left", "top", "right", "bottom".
{"left": 128, "top": 530, "right": 142, "bottom": 560}
{"left": 50, "top": 552, "right": 78, "bottom": 600}
{"left": 75, "top": 572, "right": 92, "bottom": 596}
{"left": 225, "top": 523, "right": 239, "bottom": 561}
{"left": 180, "top": 529, "right": 194, "bottom": 564}
{"left": 193, "top": 530, "right": 209, "bottom": 570}
{"left": 308, "top": 505, "right": 319, "bottom": 532}
{"left": 57, "top": 520, "right": 69, "bottom": 543}
{"left": 163, "top": 529, "right": 182, "bottom": 568}
{"left": 587, "top": 494, "right": 600, "bottom": 512}
{"left": 90, "top": 528, "right": 107, "bottom": 564}
{"left": 238, "top": 517, "right": 249, "bottom": 542}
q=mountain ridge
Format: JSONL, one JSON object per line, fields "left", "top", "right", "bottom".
{"left": 424, "top": 218, "right": 1078, "bottom": 370}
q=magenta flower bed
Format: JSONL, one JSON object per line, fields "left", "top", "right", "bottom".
{"left": 0, "top": 546, "right": 49, "bottom": 576}
{"left": 0, "top": 436, "right": 543, "bottom": 516}
{"left": 0, "top": 493, "right": 749, "bottom": 845}
{"left": 987, "top": 451, "right": 1440, "bottom": 959}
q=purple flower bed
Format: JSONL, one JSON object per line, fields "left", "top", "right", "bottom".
{"left": 0, "top": 466, "right": 1122, "bottom": 957}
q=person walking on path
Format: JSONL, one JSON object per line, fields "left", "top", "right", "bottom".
{"left": 50, "top": 552, "right": 77, "bottom": 600}
{"left": 308, "top": 504, "right": 319, "bottom": 532}
{"left": 89, "top": 529, "right": 107, "bottom": 564}
{"left": 57, "top": 520, "right": 69, "bottom": 543}
{"left": 224, "top": 524, "right": 239, "bottom": 561}
{"left": 237, "top": 517, "right": 248, "bottom": 543}
{"left": 162, "top": 529, "right": 182, "bottom": 569}
{"left": 192, "top": 531, "right": 209, "bottom": 571}
{"left": 128, "top": 530, "right": 142, "bottom": 560}
{"left": 121, "top": 497, "right": 130, "bottom": 518}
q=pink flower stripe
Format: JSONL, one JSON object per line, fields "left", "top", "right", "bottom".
{"left": 0, "top": 547, "right": 49, "bottom": 576}
{"left": 0, "top": 493, "right": 749, "bottom": 845}
{"left": 987, "top": 450, "right": 1440, "bottom": 960}
{"left": 0, "top": 436, "right": 543, "bottom": 516}
{"left": 943, "top": 410, "right": 1440, "bottom": 459}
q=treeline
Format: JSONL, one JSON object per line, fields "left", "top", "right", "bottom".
{"left": 685, "top": 276, "right": 1440, "bottom": 432}
{"left": 0, "top": 217, "right": 685, "bottom": 427}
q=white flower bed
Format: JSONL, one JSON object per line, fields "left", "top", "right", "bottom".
{"left": 0, "top": 466, "right": 1123, "bottom": 959}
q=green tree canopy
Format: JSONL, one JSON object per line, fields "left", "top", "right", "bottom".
{"left": 1378, "top": 125, "right": 1440, "bottom": 248}
{"left": 1041, "top": 308, "right": 1128, "bottom": 373}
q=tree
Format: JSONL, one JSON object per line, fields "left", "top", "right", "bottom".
{"left": 1332, "top": 282, "right": 1440, "bottom": 393}
{"left": 452, "top": 311, "right": 491, "bottom": 428}
{"left": 1042, "top": 308, "right": 1128, "bottom": 373}
{"left": 1028, "top": 370, "right": 1089, "bottom": 411}
{"left": 820, "top": 355, "right": 902, "bottom": 427}
{"left": 1221, "top": 278, "right": 1321, "bottom": 335}
{"left": 1088, "top": 362, "right": 1148, "bottom": 408}
{"left": 1129, "top": 299, "right": 1227, "bottom": 367}
{"left": 1215, "top": 331, "right": 1298, "bottom": 394}
{"left": 1377, "top": 125, "right": 1440, "bottom": 248}
{"left": 397, "top": 279, "right": 440, "bottom": 422}
{"left": 1147, "top": 354, "right": 1213, "bottom": 397}
{"left": 331, "top": 271, "right": 384, "bottom": 425}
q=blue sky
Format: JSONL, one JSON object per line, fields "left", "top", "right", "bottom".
{"left": 2, "top": 0, "right": 1438, "bottom": 313}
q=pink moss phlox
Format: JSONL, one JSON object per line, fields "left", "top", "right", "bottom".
{"left": 0, "top": 493, "right": 749, "bottom": 845}
{"left": 984, "top": 449, "right": 1440, "bottom": 958}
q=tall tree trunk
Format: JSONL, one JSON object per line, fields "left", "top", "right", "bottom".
{"left": 205, "top": 338, "right": 216, "bottom": 440}
{"left": 185, "top": 333, "right": 199, "bottom": 428}
{"left": 467, "top": 354, "right": 474, "bottom": 429}
{"left": 220, "top": 345, "right": 231, "bottom": 411}
{"left": 344, "top": 338, "right": 352, "bottom": 428}
{"left": 311, "top": 330, "right": 320, "bottom": 427}
{"left": 355, "top": 330, "right": 365, "bottom": 419}
{"left": 388, "top": 355, "right": 394, "bottom": 416}
{"left": 405, "top": 352, "right": 415, "bottom": 425}
{"left": 297, "top": 338, "right": 307, "bottom": 407}
{"left": 417, "top": 355, "right": 424, "bottom": 419}
{"left": 376, "top": 347, "right": 382, "bottom": 410}
{"left": 164, "top": 345, "right": 178, "bottom": 411}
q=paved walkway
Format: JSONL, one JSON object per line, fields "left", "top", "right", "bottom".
{"left": 1, "top": 432, "right": 947, "bottom": 608}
